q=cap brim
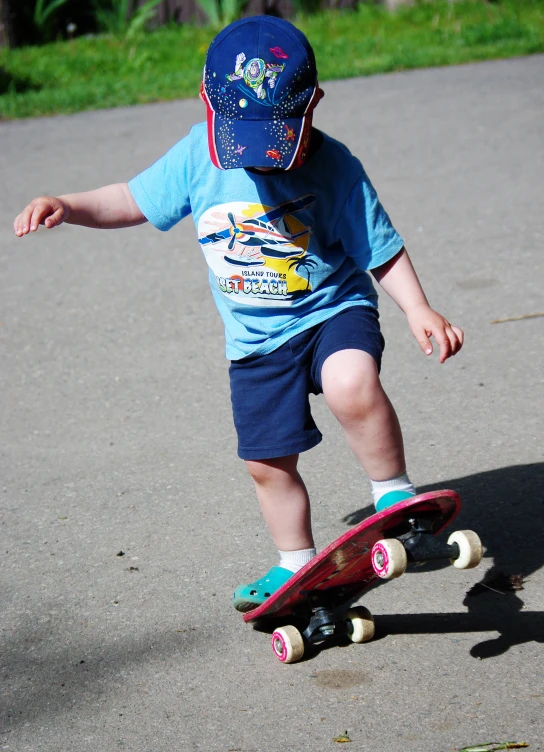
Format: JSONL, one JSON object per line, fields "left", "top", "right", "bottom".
{"left": 208, "top": 112, "right": 312, "bottom": 170}
{"left": 205, "top": 94, "right": 314, "bottom": 171}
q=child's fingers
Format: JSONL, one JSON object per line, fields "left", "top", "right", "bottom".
{"left": 410, "top": 312, "right": 464, "bottom": 362}
{"left": 443, "top": 324, "right": 464, "bottom": 359}
{"left": 14, "top": 207, "right": 34, "bottom": 236}
{"left": 28, "top": 203, "right": 54, "bottom": 231}
{"left": 14, "top": 204, "right": 42, "bottom": 235}
{"left": 439, "top": 323, "right": 466, "bottom": 362}
{"left": 14, "top": 199, "right": 63, "bottom": 236}
{"left": 436, "top": 330, "right": 452, "bottom": 363}
{"left": 416, "top": 328, "right": 433, "bottom": 356}
{"left": 13, "top": 215, "right": 24, "bottom": 236}
{"left": 43, "top": 206, "right": 65, "bottom": 228}
{"left": 451, "top": 325, "right": 464, "bottom": 349}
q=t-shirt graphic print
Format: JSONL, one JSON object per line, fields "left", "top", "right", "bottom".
{"left": 197, "top": 194, "right": 316, "bottom": 306}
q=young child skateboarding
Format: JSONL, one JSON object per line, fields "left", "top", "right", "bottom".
{"left": 13, "top": 16, "right": 463, "bottom": 613}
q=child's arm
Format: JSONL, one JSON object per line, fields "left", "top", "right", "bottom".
{"left": 372, "top": 247, "right": 464, "bottom": 363}
{"left": 14, "top": 183, "right": 146, "bottom": 236}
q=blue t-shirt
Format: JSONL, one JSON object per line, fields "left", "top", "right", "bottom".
{"left": 128, "top": 123, "right": 403, "bottom": 360}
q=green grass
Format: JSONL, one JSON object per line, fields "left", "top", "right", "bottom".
{"left": 1, "top": 0, "right": 543, "bottom": 120}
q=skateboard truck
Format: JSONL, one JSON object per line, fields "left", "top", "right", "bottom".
{"left": 271, "top": 601, "right": 376, "bottom": 662}
{"left": 302, "top": 606, "right": 337, "bottom": 644}
{"left": 399, "top": 516, "right": 460, "bottom": 563}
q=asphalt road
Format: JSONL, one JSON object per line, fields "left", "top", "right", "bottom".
{"left": 1, "top": 55, "right": 543, "bottom": 752}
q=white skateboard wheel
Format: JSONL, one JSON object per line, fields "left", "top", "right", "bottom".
{"left": 371, "top": 538, "right": 408, "bottom": 579}
{"left": 448, "top": 530, "right": 483, "bottom": 569}
{"left": 271, "top": 625, "right": 305, "bottom": 663}
{"left": 344, "top": 606, "right": 375, "bottom": 643}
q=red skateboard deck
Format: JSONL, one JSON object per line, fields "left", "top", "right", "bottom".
{"left": 244, "top": 490, "right": 462, "bottom": 624}
{"left": 242, "top": 490, "right": 485, "bottom": 662}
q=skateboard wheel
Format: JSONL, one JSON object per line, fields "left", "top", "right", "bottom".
{"left": 448, "top": 530, "right": 483, "bottom": 569}
{"left": 371, "top": 539, "right": 407, "bottom": 579}
{"left": 344, "top": 606, "right": 375, "bottom": 644}
{"left": 271, "top": 626, "right": 305, "bottom": 664}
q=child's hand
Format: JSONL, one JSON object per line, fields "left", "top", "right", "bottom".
{"left": 14, "top": 196, "right": 70, "bottom": 237}
{"left": 406, "top": 303, "right": 464, "bottom": 363}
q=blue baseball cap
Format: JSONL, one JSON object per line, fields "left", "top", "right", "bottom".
{"left": 201, "top": 16, "right": 322, "bottom": 171}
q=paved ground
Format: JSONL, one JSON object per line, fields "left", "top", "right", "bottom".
{"left": 1, "top": 55, "right": 543, "bottom": 752}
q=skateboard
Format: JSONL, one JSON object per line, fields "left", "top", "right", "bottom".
{"left": 242, "top": 490, "right": 483, "bottom": 663}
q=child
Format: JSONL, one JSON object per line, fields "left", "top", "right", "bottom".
{"left": 14, "top": 16, "right": 463, "bottom": 612}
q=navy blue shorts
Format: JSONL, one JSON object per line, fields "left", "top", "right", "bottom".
{"left": 229, "top": 305, "right": 385, "bottom": 461}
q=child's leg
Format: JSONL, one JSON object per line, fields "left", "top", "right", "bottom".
{"left": 232, "top": 454, "right": 316, "bottom": 612}
{"left": 322, "top": 349, "right": 404, "bottom": 479}
{"left": 245, "top": 454, "right": 314, "bottom": 552}
{"left": 321, "top": 349, "right": 415, "bottom": 507}
{"left": 229, "top": 335, "right": 324, "bottom": 612}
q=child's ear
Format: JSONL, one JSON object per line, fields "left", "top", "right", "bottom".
{"left": 199, "top": 82, "right": 206, "bottom": 104}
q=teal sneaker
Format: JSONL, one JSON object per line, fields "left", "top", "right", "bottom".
{"left": 375, "top": 489, "right": 416, "bottom": 513}
{"left": 233, "top": 566, "right": 293, "bottom": 613}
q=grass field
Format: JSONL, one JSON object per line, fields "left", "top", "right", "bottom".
{"left": 1, "top": 0, "right": 543, "bottom": 120}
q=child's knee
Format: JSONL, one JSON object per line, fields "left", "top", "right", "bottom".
{"left": 245, "top": 456, "right": 298, "bottom": 486}
{"left": 322, "top": 350, "right": 383, "bottom": 418}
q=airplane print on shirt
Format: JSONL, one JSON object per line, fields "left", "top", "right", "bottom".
{"left": 197, "top": 194, "right": 317, "bottom": 306}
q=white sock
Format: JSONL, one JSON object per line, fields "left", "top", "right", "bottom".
{"left": 278, "top": 547, "right": 317, "bottom": 574}
{"left": 371, "top": 472, "right": 416, "bottom": 506}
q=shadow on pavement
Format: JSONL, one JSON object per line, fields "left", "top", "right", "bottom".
{"left": 374, "top": 608, "right": 544, "bottom": 660}
{"left": 1, "top": 616, "right": 208, "bottom": 732}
